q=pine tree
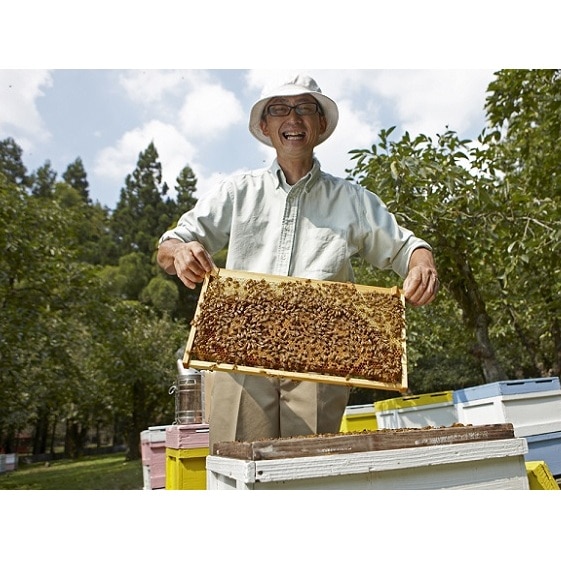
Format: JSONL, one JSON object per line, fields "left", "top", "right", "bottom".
{"left": 31, "top": 160, "right": 57, "bottom": 198}
{"left": 63, "top": 157, "right": 90, "bottom": 203}
{"left": 175, "top": 165, "right": 198, "bottom": 213}
{"left": 0, "top": 137, "right": 30, "bottom": 187}
{"left": 111, "top": 142, "right": 170, "bottom": 257}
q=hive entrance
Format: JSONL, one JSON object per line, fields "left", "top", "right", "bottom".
{"left": 184, "top": 269, "right": 407, "bottom": 391}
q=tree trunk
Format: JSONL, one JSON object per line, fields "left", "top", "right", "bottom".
{"left": 448, "top": 256, "right": 505, "bottom": 383}
{"left": 126, "top": 381, "right": 146, "bottom": 461}
{"left": 551, "top": 317, "right": 561, "bottom": 378}
{"left": 507, "top": 306, "right": 547, "bottom": 376}
{"left": 32, "top": 408, "right": 50, "bottom": 455}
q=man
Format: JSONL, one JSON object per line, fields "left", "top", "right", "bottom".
{"left": 157, "top": 74, "right": 439, "bottom": 450}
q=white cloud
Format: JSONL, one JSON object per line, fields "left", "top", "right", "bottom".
{"left": 93, "top": 119, "right": 198, "bottom": 191}
{"left": 371, "top": 69, "right": 495, "bottom": 137}
{"left": 0, "top": 70, "right": 53, "bottom": 148}
{"left": 118, "top": 70, "right": 205, "bottom": 105}
{"left": 315, "top": 98, "right": 380, "bottom": 177}
{"left": 179, "top": 84, "right": 244, "bottom": 139}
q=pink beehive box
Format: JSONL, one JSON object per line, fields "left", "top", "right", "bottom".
{"left": 166, "top": 423, "right": 210, "bottom": 449}
{"left": 141, "top": 425, "right": 171, "bottom": 490}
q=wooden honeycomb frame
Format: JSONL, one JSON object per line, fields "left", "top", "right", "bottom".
{"left": 183, "top": 269, "right": 408, "bottom": 391}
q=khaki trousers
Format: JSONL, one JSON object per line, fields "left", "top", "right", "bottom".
{"left": 207, "top": 372, "right": 350, "bottom": 452}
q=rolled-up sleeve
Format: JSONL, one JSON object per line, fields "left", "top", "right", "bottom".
{"left": 158, "top": 180, "right": 233, "bottom": 254}
{"left": 359, "top": 188, "right": 431, "bottom": 278}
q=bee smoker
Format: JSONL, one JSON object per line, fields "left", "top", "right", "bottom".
{"left": 169, "top": 360, "right": 204, "bottom": 425}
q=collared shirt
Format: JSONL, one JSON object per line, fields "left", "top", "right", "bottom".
{"left": 159, "top": 158, "right": 431, "bottom": 282}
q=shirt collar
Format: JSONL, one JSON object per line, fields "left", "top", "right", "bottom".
{"left": 270, "top": 158, "right": 321, "bottom": 192}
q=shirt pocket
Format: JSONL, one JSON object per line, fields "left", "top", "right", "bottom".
{"left": 295, "top": 227, "right": 351, "bottom": 280}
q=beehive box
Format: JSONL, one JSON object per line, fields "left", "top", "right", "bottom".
{"left": 184, "top": 269, "right": 407, "bottom": 392}
{"left": 524, "top": 431, "right": 561, "bottom": 476}
{"left": 374, "top": 391, "right": 457, "bottom": 429}
{"left": 0, "top": 453, "right": 18, "bottom": 473}
{"left": 166, "top": 447, "right": 209, "bottom": 490}
{"left": 165, "top": 423, "right": 209, "bottom": 449}
{"left": 525, "top": 460, "right": 560, "bottom": 490}
{"left": 206, "top": 424, "right": 529, "bottom": 490}
{"left": 454, "top": 378, "right": 561, "bottom": 437}
{"left": 140, "top": 425, "right": 170, "bottom": 490}
{"left": 339, "top": 404, "right": 378, "bottom": 433}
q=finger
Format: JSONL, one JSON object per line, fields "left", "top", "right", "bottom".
{"left": 404, "top": 273, "right": 439, "bottom": 306}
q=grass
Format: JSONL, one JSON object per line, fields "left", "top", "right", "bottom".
{"left": 0, "top": 453, "right": 144, "bottom": 490}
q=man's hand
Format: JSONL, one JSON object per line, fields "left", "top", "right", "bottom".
{"left": 157, "top": 239, "right": 216, "bottom": 289}
{"left": 402, "top": 247, "right": 439, "bottom": 307}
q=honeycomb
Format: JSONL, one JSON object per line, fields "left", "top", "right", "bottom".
{"left": 185, "top": 270, "right": 406, "bottom": 388}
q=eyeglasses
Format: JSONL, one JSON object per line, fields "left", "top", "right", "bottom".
{"left": 265, "top": 102, "right": 322, "bottom": 117}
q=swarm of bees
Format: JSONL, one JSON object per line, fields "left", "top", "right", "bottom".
{"left": 186, "top": 271, "right": 406, "bottom": 387}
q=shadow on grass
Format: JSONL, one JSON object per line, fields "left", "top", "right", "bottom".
{"left": 0, "top": 454, "right": 143, "bottom": 490}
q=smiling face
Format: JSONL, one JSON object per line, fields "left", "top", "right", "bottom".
{"left": 259, "top": 94, "right": 328, "bottom": 160}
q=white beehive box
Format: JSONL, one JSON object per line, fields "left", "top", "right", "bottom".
{"left": 206, "top": 425, "right": 529, "bottom": 490}
{"left": 453, "top": 378, "right": 561, "bottom": 437}
{"left": 374, "top": 391, "right": 458, "bottom": 429}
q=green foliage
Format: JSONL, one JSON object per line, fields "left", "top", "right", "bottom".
{"left": 0, "top": 139, "right": 196, "bottom": 459}
{"left": 62, "top": 157, "right": 90, "bottom": 203}
{"left": 141, "top": 276, "right": 179, "bottom": 314}
{"left": 348, "top": 69, "right": 561, "bottom": 384}
{"left": 0, "top": 137, "right": 30, "bottom": 186}
{"left": 31, "top": 160, "right": 57, "bottom": 197}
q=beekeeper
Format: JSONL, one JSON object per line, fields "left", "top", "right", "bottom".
{"left": 157, "top": 74, "right": 439, "bottom": 450}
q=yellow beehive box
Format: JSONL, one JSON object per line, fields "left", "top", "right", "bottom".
{"left": 375, "top": 391, "right": 457, "bottom": 429}
{"left": 526, "top": 460, "right": 560, "bottom": 490}
{"left": 165, "top": 447, "right": 209, "bottom": 490}
{"left": 340, "top": 404, "right": 378, "bottom": 433}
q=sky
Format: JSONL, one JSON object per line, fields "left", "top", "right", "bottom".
{"left": 2, "top": 2, "right": 555, "bottom": 213}
{"left": 1, "top": 68, "right": 497, "bottom": 209}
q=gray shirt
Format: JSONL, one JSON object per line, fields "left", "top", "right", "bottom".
{"left": 159, "top": 158, "right": 431, "bottom": 282}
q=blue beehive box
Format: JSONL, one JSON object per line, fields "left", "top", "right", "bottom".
{"left": 525, "top": 431, "right": 561, "bottom": 477}
{"left": 453, "top": 377, "right": 561, "bottom": 404}
{"left": 453, "top": 377, "right": 561, "bottom": 438}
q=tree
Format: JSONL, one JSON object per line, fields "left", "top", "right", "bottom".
{"left": 483, "top": 69, "right": 561, "bottom": 377}
{"left": 111, "top": 142, "right": 173, "bottom": 257}
{"left": 0, "top": 137, "right": 30, "bottom": 187}
{"left": 175, "top": 164, "right": 198, "bottom": 213}
{"left": 0, "top": 171, "right": 101, "bottom": 454}
{"left": 31, "top": 160, "right": 57, "bottom": 198}
{"left": 62, "top": 157, "right": 90, "bottom": 204}
{"left": 349, "top": 127, "right": 506, "bottom": 383}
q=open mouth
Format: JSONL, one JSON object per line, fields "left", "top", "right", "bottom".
{"left": 282, "top": 131, "right": 305, "bottom": 140}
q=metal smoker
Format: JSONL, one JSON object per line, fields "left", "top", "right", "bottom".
{"left": 169, "top": 360, "right": 204, "bottom": 425}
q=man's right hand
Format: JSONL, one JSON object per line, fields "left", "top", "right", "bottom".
{"left": 157, "top": 239, "right": 216, "bottom": 289}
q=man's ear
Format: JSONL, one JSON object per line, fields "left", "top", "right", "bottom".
{"left": 319, "top": 114, "right": 327, "bottom": 135}
{"left": 259, "top": 119, "right": 270, "bottom": 139}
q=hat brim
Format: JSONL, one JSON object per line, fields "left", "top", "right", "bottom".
{"left": 249, "top": 89, "right": 339, "bottom": 147}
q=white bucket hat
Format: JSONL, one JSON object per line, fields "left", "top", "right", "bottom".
{"left": 248, "top": 74, "right": 339, "bottom": 147}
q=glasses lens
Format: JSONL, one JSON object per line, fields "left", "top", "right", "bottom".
{"left": 266, "top": 102, "right": 319, "bottom": 117}
{"left": 295, "top": 102, "right": 318, "bottom": 115}
{"left": 267, "top": 104, "right": 291, "bottom": 116}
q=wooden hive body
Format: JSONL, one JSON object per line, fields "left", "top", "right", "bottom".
{"left": 184, "top": 269, "right": 407, "bottom": 391}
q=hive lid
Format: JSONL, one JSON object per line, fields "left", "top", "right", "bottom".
{"left": 375, "top": 391, "right": 454, "bottom": 412}
{"left": 453, "top": 377, "right": 561, "bottom": 403}
{"left": 212, "top": 423, "right": 516, "bottom": 460}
